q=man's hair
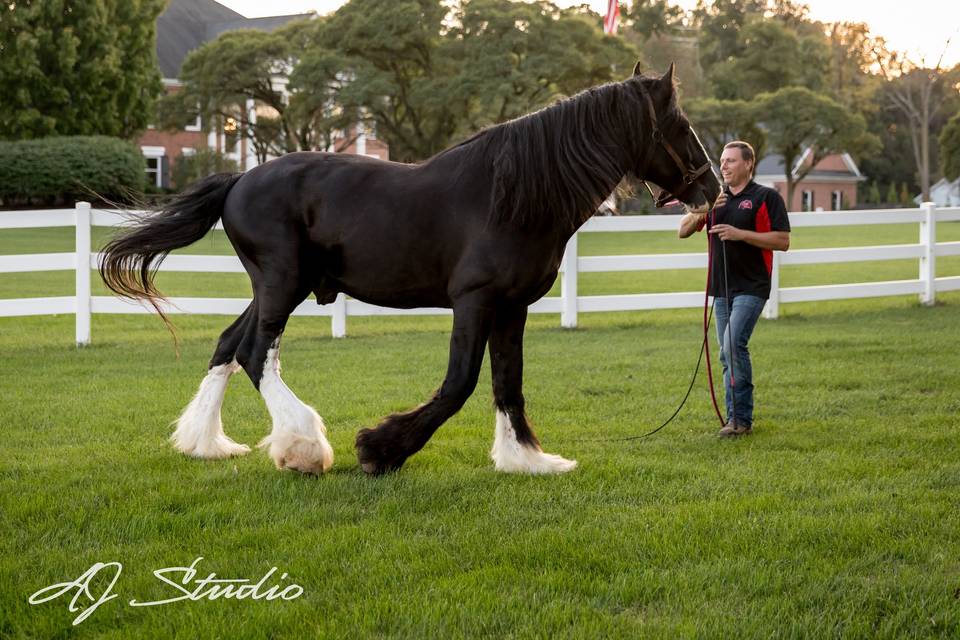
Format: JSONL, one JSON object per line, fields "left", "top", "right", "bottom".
{"left": 723, "top": 140, "right": 756, "bottom": 174}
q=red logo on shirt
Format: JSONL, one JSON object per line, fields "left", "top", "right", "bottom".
{"left": 739, "top": 200, "right": 753, "bottom": 210}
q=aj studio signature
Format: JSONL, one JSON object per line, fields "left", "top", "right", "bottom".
{"left": 28, "top": 557, "right": 303, "bottom": 625}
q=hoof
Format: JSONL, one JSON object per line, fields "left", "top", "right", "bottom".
{"left": 172, "top": 433, "right": 251, "bottom": 460}
{"left": 355, "top": 428, "right": 407, "bottom": 476}
{"left": 493, "top": 449, "right": 578, "bottom": 475}
{"left": 259, "top": 431, "right": 334, "bottom": 475}
{"left": 491, "top": 412, "right": 577, "bottom": 474}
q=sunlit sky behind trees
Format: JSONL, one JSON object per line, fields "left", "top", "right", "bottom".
{"left": 219, "top": 0, "right": 959, "bottom": 67}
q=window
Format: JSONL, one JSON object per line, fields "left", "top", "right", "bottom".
{"left": 181, "top": 99, "right": 203, "bottom": 131}
{"left": 145, "top": 157, "right": 160, "bottom": 187}
{"left": 802, "top": 190, "right": 814, "bottom": 212}
{"left": 141, "top": 146, "right": 166, "bottom": 188}
{"left": 832, "top": 190, "right": 843, "bottom": 210}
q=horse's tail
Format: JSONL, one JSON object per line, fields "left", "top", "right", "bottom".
{"left": 99, "top": 172, "right": 242, "bottom": 333}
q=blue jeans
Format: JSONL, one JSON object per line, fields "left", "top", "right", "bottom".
{"left": 714, "top": 295, "right": 766, "bottom": 427}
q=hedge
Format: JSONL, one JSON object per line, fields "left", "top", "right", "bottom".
{"left": 0, "top": 136, "right": 145, "bottom": 207}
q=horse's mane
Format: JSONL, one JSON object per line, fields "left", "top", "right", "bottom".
{"left": 427, "top": 76, "right": 675, "bottom": 231}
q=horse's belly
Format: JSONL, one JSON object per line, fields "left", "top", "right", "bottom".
{"left": 339, "top": 285, "right": 452, "bottom": 310}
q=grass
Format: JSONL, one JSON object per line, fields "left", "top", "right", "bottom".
{"left": 1, "top": 223, "right": 960, "bottom": 637}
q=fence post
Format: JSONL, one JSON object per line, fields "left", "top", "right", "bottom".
{"left": 919, "top": 201, "right": 936, "bottom": 306}
{"left": 331, "top": 292, "right": 347, "bottom": 338}
{"left": 75, "top": 201, "right": 92, "bottom": 346}
{"left": 561, "top": 232, "right": 578, "bottom": 328}
{"left": 763, "top": 250, "right": 781, "bottom": 320}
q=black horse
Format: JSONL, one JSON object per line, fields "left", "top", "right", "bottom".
{"left": 100, "top": 64, "right": 720, "bottom": 476}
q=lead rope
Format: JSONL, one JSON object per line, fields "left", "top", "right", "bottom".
{"left": 704, "top": 206, "right": 726, "bottom": 427}
{"left": 567, "top": 206, "right": 725, "bottom": 444}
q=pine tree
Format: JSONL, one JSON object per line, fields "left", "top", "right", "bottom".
{"left": 899, "top": 182, "right": 912, "bottom": 206}
{"left": 886, "top": 182, "right": 898, "bottom": 205}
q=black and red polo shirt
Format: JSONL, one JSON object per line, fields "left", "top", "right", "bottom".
{"left": 698, "top": 180, "right": 790, "bottom": 300}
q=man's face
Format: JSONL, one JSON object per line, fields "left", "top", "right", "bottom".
{"left": 719, "top": 147, "right": 753, "bottom": 186}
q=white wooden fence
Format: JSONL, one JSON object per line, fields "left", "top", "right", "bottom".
{"left": 1, "top": 202, "right": 958, "bottom": 346}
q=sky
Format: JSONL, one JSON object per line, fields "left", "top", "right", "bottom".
{"left": 218, "top": 0, "right": 960, "bottom": 68}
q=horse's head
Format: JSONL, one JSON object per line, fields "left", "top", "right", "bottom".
{"left": 627, "top": 63, "right": 721, "bottom": 213}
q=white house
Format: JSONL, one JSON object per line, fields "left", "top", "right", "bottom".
{"left": 914, "top": 177, "right": 960, "bottom": 206}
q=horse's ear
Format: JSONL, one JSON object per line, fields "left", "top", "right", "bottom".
{"left": 660, "top": 62, "right": 676, "bottom": 88}
{"left": 632, "top": 60, "right": 642, "bottom": 77}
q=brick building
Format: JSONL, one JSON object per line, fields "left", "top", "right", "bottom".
{"left": 139, "top": 0, "right": 388, "bottom": 189}
{"left": 754, "top": 149, "right": 865, "bottom": 211}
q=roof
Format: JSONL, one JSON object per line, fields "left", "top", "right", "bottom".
{"left": 914, "top": 176, "right": 960, "bottom": 206}
{"left": 755, "top": 154, "right": 790, "bottom": 176}
{"left": 156, "top": 0, "right": 311, "bottom": 78}
{"left": 754, "top": 150, "right": 865, "bottom": 182}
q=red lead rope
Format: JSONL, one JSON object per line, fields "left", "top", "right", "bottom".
{"left": 704, "top": 208, "right": 726, "bottom": 427}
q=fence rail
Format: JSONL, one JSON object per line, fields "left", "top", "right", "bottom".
{"left": 1, "top": 202, "right": 958, "bottom": 345}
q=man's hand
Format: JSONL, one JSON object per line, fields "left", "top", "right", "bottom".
{"left": 708, "top": 223, "right": 745, "bottom": 242}
{"left": 713, "top": 191, "right": 728, "bottom": 209}
{"left": 677, "top": 210, "right": 708, "bottom": 239}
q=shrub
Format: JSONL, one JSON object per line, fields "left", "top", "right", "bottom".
{"left": 885, "top": 182, "right": 898, "bottom": 205}
{"left": 171, "top": 149, "right": 239, "bottom": 190}
{"left": 899, "top": 182, "right": 912, "bottom": 206}
{"left": 0, "top": 136, "right": 145, "bottom": 207}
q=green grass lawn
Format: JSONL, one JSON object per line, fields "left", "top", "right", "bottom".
{"left": 1, "top": 223, "right": 960, "bottom": 637}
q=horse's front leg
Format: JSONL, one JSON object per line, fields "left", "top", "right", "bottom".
{"left": 355, "top": 301, "right": 494, "bottom": 475}
{"left": 489, "top": 305, "right": 576, "bottom": 474}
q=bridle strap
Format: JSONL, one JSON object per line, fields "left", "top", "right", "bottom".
{"left": 639, "top": 90, "right": 712, "bottom": 208}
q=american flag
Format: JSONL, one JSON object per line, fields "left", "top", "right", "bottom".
{"left": 603, "top": 0, "right": 620, "bottom": 35}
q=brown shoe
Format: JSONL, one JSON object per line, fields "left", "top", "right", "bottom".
{"left": 718, "top": 421, "right": 752, "bottom": 437}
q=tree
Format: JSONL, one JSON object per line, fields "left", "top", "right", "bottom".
{"left": 707, "top": 19, "right": 829, "bottom": 100}
{"left": 874, "top": 43, "right": 960, "bottom": 200}
{"left": 757, "top": 86, "right": 880, "bottom": 207}
{"left": 692, "top": 0, "right": 815, "bottom": 78}
{"left": 158, "top": 19, "right": 353, "bottom": 163}
{"left": 316, "top": 0, "right": 635, "bottom": 161}
{"left": 0, "top": 0, "right": 164, "bottom": 140}
{"left": 885, "top": 182, "right": 898, "bottom": 205}
{"left": 899, "top": 182, "right": 912, "bottom": 206}
{"left": 684, "top": 97, "right": 766, "bottom": 163}
{"left": 163, "top": 0, "right": 635, "bottom": 164}
{"left": 940, "top": 110, "right": 960, "bottom": 182}
{"left": 628, "top": 0, "right": 686, "bottom": 41}
{"left": 825, "top": 22, "right": 883, "bottom": 114}
{"left": 446, "top": 0, "right": 636, "bottom": 135}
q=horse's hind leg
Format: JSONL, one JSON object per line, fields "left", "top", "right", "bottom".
{"left": 488, "top": 305, "right": 576, "bottom": 473}
{"left": 171, "top": 303, "right": 255, "bottom": 459}
{"left": 355, "top": 299, "right": 494, "bottom": 474}
{"left": 236, "top": 283, "right": 333, "bottom": 475}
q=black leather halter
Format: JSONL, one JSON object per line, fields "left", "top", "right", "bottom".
{"left": 639, "top": 91, "right": 712, "bottom": 208}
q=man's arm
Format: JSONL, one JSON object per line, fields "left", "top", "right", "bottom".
{"left": 677, "top": 211, "right": 707, "bottom": 238}
{"left": 708, "top": 225, "right": 790, "bottom": 251}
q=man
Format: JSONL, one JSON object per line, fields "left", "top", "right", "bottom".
{"left": 678, "top": 141, "right": 790, "bottom": 437}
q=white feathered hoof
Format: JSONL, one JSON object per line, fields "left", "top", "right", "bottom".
{"left": 491, "top": 411, "right": 577, "bottom": 474}
{"left": 259, "top": 431, "right": 334, "bottom": 475}
{"left": 171, "top": 361, "right": 249, "bottom": 459}
{"left": 492, "top": 446, "right": 578, "bottom": 474}
{"left": 172, "top": 430, "right": 251, "bottom": 460}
